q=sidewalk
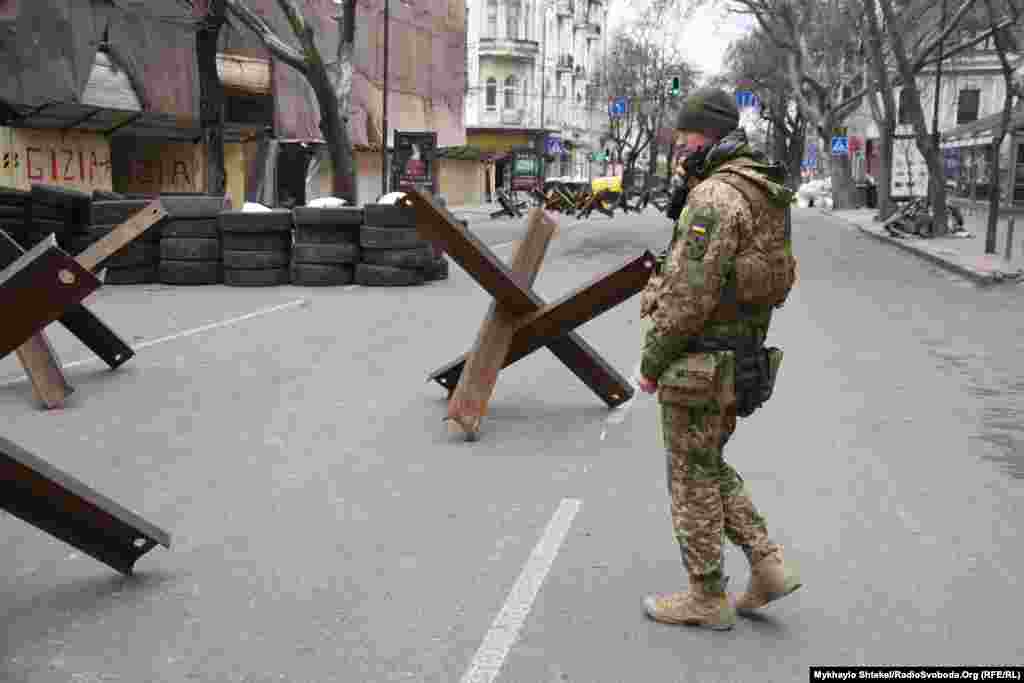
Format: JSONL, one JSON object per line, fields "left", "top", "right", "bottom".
{"left": 826, "top": 207, "right": 1024, "bottom": 285}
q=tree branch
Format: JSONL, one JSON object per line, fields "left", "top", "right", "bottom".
{"left": 224, "top": 0, "right": 308, "bottom": 73}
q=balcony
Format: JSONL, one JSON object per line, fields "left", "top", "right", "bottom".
{"left": 556, "top": 54, "right": 574, "bottom": 73}
{"left": 478, "top": 37, "right": 540, "bottom": 61}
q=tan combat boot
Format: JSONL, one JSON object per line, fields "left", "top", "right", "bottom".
{"left": 643, "top": 584, "right": 737, "bottom": 631}
{"left": 733, "top": 547, "right": 802, "bottom": 613}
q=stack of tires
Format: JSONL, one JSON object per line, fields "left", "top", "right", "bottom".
{"left": 290, "top": 207, "right": 362, "bottom": 286}
{"left": 357, "top": 204, "right": 431, "bottom": 287}
{"left": 29, "top": 185, "right": 91, "bottom": 255}
{"left": 80, "top": 198, "right": 161, "bottom": 284}
{"left": 219, "top": 209, "right": 293, "bottom": 287}
{"left": 0, "top": 187, "right": 29, "bottom": 246}
{"left": 158, "top": 196, "right": 227, "bottom": 286}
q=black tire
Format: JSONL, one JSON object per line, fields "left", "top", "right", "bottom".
{"left": 290, "top": 263, "right": 355, "bottom": 286}
{"left": 360, "top": 245, "right": 433, "bottom": 269}
{"left": 360, "top": 225, "right": 424, "bottom": 249}
{"left": 221, "top": 232, "right": 291, "bottom": 252}
{"left": 104, "top": 264, "right": 158, "bottom": 285}
{"left": 92, "top": 190, "right": 126, "bottom": 201}
{"left": 159, "top": 260, "right": 222, "bottom": 285}
{"left": 84, "top": 222, "right": 162, "bottom": 243}
{"left": 355, "top": 263, "right": 425, "bottom": 287}
{"left": 291, "top": 242, "right": 360, "bottom": 265}
{"left": 91, "top": 200, "right": 150, "bottom": 225}
{"left": 223, "top": 267, "right": 290, "bottom": 287}
{"left": 159, "top": 195, "right": 226, "bottom": 219}
{"left": 424, "top": 257, "right": 450, "bottom": 282}
{"left": 222, "top": 250, "right": 289, "bottom": 269}
{"left": 363, "top": 204, "right": 415, "bottom": 228}
{"left": 104, "top": 242, "right": 159, "bottom": 269}
{"left": 0, "top": 206, "right": 26, "bottom": 219}
{"left": 219, "top": 210, "right": 292, "bottom": 233}
{"left": 161, "top": 218, "right": 219, "bottom": 238}
{"left": 161, "top": 237, "right": 221, "bottom": 261}
{"left": 31, "top": 184, "right": 90, "bottom": 210}
{"left": 294, "top": 223, "right": 359, "bottom": 245}
{"left": 30, "top": 218, "right": 74, "bottom": 238}
{"left": 292, "top": 206, "right": 364, "bottom": 226}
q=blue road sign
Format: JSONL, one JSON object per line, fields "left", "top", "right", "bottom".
{"left": 735, "top": 91, "right": 759, "bottom": 109}
{"left": 804, "top": 142, "right": 817, "bottom": 168}
{"left": 831, "top": 136, "right": 849, "bottom": 155}
{"left": 609, "top": 97, "right": 628, "bottom": 118}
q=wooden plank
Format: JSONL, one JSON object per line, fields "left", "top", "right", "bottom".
{"left": 1, "top": 434, "right": 170, "bottom": 575}
{"left": 0, "top": 236, "right": 102, "bottom": 358}
{"left": 1, "top": 229, "right": 134, "bottom": 370}
{"left": 15, "top": 334, "right": 73, "bottom": 409}
{"left": 0, "top": 230, "right": 73, "bottom": 408}
{"left": 446, "top": 208, "right": 559, "bottom": 439}
{"left": 403, "top": 191, "right": 537, "bottom": 315}
{"left": 429, "top": 253, "right": 654, "bottom": 407}
{"left": 74, "top": 199, "right": 168, "bottom": 273}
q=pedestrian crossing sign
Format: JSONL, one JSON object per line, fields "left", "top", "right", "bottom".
{"left": 831, "top": 136, "right": 849, "bottom": 155}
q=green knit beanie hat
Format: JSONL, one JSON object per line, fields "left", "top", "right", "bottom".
{"left": 676, "top": 87, "right": 740, "bottom": 135}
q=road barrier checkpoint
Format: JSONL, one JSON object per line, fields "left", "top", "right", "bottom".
{"left": 0, "top": 200, "right": 168, "bottom": 409}
{"left": 400, "top": 189, "right": 656, "bottom": 441}
{"left": 1, "top": 201, "right": 171, "bottom": 575}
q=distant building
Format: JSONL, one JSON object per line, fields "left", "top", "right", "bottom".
{"left": 837, "top": 31, "right": 1023, "bottom": 205}
{"left": 464, "top": 0, "right": 610, "bottom": 195}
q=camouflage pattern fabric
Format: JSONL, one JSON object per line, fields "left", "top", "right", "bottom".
{"left": 640, "top": 128, "right": 793, "bottom": 589}
{"left": 658, "top": 352, "right": 780, "bottom": 594}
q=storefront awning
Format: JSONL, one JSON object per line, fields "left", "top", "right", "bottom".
{"left": 941, "top": 107, "right": 1024, "bottom": 149}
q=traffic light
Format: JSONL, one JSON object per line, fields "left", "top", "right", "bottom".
{"left": 669, "top": 76, "right": 681, "bottom": 97}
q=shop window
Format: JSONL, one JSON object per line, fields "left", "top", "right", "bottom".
{"left": 504, "top": 76, "right": 517, "bottom": 109}
{"left": 485, "top": 77, "right": 497, "bottom": 110}
{"left": 956, "top": 89, "right": 980, "bottom": 124}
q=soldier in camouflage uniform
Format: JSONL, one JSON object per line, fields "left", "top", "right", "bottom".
{"left": 638, "top": 87, "right": 802, "bottom": 631}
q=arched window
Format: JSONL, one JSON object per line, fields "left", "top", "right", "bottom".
{"left": 485, "top": 77, "right": 497, "bottom": 109}
{"left": 505, "top": 76, "right": 518, "bottom": 109}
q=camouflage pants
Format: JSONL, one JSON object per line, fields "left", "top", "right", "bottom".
{"left": 661, "top": 399, "right": 779, "bottom": 595}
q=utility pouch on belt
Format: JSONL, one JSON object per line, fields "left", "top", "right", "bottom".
{"left": 657, "top": 352, "right": 735, "bottom": 409}
{"left": 733, "top": 344, "right": 783, "bottom": 417}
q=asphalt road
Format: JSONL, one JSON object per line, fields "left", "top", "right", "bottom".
{"left": 2, "top": 207, "right": 1023, "bottom": 682}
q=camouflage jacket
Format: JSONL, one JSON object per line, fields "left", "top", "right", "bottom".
{"left": 640, "top": 129, "right": 796, "bottom": 382}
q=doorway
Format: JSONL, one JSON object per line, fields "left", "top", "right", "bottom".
{"left": 276, "top": 143, "right": 313, "bottom": 208}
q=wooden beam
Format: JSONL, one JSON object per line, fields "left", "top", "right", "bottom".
{"left": 74, "top": 200, "right": 168, "bottom": 273}
{"left": 14, "top": 334, "right": 73, "bottom": 409}
{"left": 446, "top": 209, "right": 559, "bottom": 440}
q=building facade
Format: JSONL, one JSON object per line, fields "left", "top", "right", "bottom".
{"left": 827, "top": 33, "right": 1023, "bottom": 205}
{"left": 465, "top": 0, "right": 610, "bottom": 193}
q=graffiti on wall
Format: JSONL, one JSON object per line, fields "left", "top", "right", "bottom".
{"left": 0, "top": 127, "right": 113, "bottom": 191}
{"left": 112, "top": 140, "right": 205, "bottom": 194}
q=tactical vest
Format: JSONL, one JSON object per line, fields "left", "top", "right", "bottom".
{"left": 710, "top": 163, "right": 797, "bottom": 310}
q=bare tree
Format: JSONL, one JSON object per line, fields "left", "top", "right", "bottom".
{"left": 727, "top": 0, "right": 867, "bottom": 208}
{"left": 979, "top": 0, "right": 1023, "bottom": 252}
{"left": 723, "top": 29, "right": 807, "bottom": 186}
{"left": 195, "top": 0, "right": 228, "bottom": 196}
{"left": 225, "top": 0, "right": 357, "bottom": 204}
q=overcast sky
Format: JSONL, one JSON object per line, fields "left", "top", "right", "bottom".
{"left": 605, "top": 0, "right": 756, "bottom": 83}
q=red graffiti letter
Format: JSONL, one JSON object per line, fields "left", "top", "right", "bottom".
{"left": 26, "top": 147, "right": 43, "bottom": 181}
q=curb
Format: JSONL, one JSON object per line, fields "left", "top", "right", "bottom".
{"left": 825, "top": 210, "right": 1018, "bottom": 286}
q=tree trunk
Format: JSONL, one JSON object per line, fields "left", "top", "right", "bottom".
{"left": 877, "top": 121, "right": 895, "bottom": 219}
{"left": 196, "top": 0, "right": 228, "bottom": 196}
{"left": 877, "top": 0, "right": 949, "bottom": 235}
{"left": 830, "top": 152, "right": 857, "bottom": 209}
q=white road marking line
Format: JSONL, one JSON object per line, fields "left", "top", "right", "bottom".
{"left": 0, "top": 298, "right": 309, "bottom": 387}
{"left": 601, "top": 361, "right": 643, "bottom": 441}
{"left": 460, "top": 498, "right": 582, "bottom": 683}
